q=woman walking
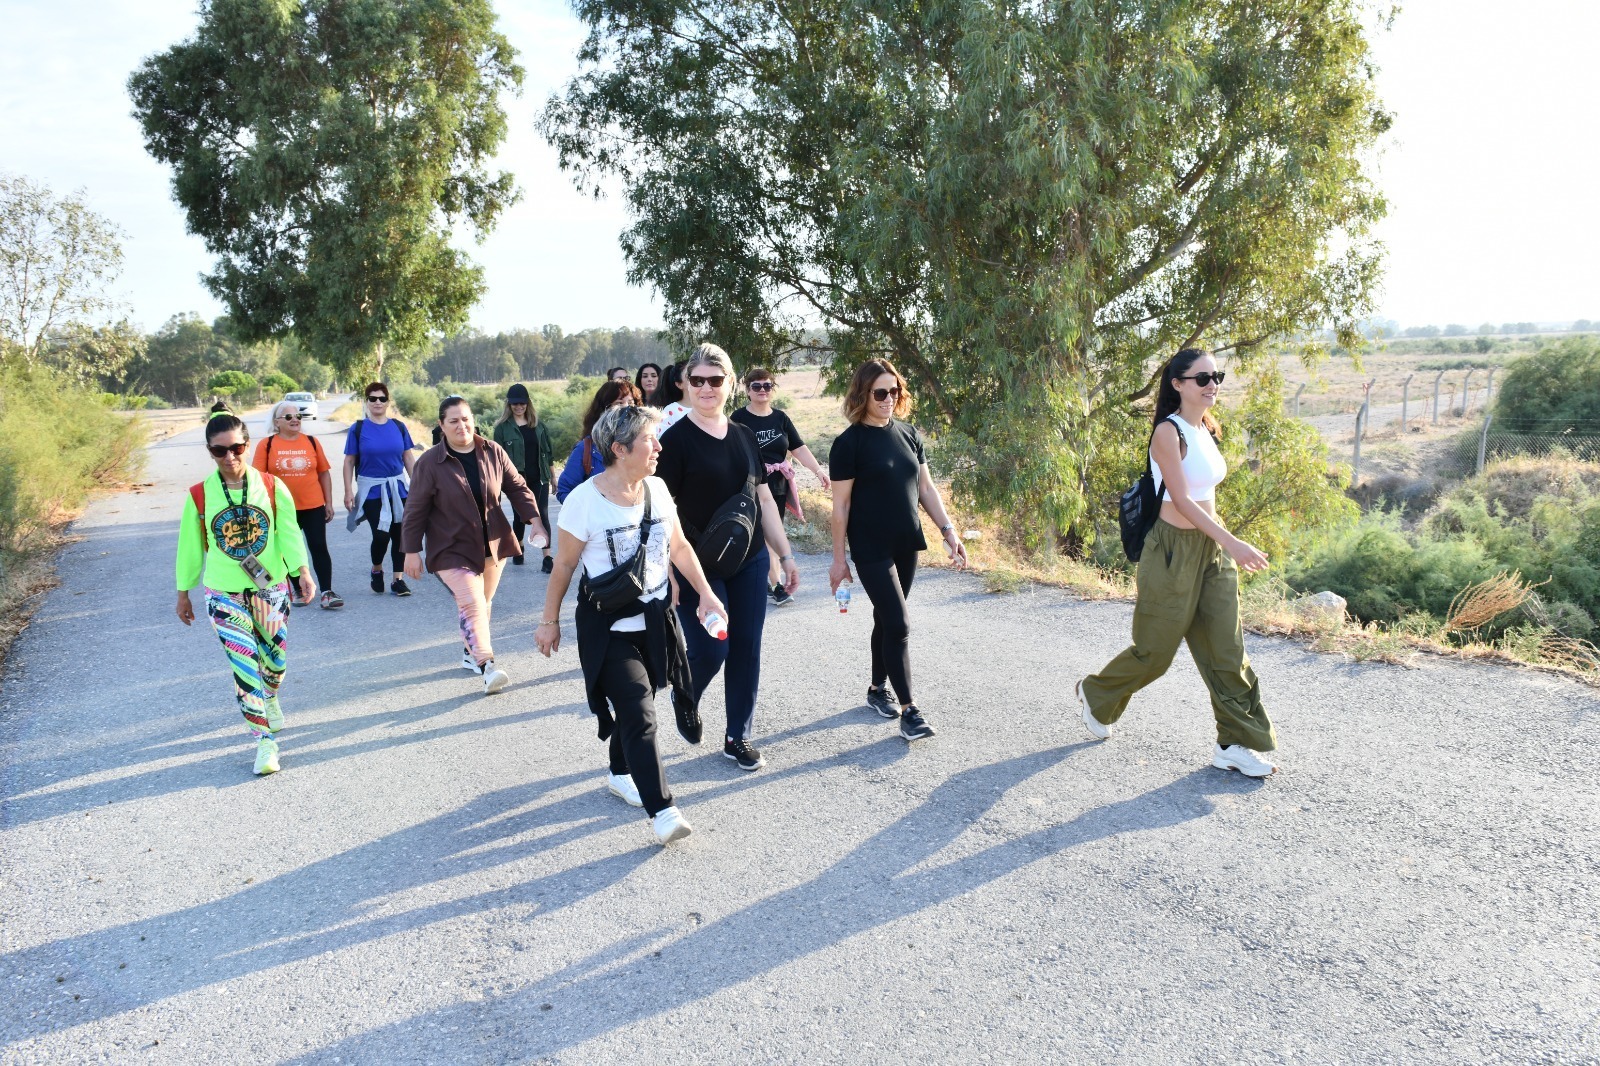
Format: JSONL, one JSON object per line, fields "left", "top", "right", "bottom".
{"left": 342, "top": 382, "right": 419, "bottom": 596}
{"left": 1076, "top": 348, "right": 1278, "bottom": 776}
{"left": 657, "top": 343, "right": 800, "bottom": 771}
{"left": 635, "top": 363, "right": 661, "bottom": 401}
{"left": 828, "top": 359, "right": 966, "bottom": 742}
{"left": 492, "top": 383, "right": 556, "bottom": 571}
{"left": 253, "top": 400, "right": 342, "bottom": 609}
{"left": 555, "top": 378, "right": 642, "bottom": 504}
{"left": 653, "top": 362, "right": 689, "bottom": 431}
{"left": 177, "top": 413, "right": 317, "bottom": 775}
{"left": 731, "top": 367, "right": 830, "bottom": 606}
{"left": 536, "top": 404, "right": 726, "bottom": 845}
{"left": 402, "top": 396, "right": 546, "bottom": 695}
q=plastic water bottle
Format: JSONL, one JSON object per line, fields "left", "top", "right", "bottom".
{"left": 702, "top": 611, "right": 728, "bottom": 640}
{"left": 835, "top": 583, "right": 851, "bottom": 614}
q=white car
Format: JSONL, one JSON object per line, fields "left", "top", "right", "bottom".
{"left": 284, "top": 391, "right": 318, "bottom": 420}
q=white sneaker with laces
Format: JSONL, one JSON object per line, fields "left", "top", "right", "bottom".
{"left": 1077, "top": 680, "right": 1110, "bottom": 740}
{"left": 461, "top": 648, "right": 484, "bottom": 674}
{"left": 652, "top": 805, "right": 694, "bottom": 844}
{"left": 607, "top": 772, "right": 643, "bottom": 807}
{"left": 1213, "top": 743, "right": 1276, "bottom": 777}
{"left": 482, "top": 663, "right": 510, "bottom": 695}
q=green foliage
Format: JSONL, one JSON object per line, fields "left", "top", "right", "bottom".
{"left": 126, "top": 314, "right": 226, "bottom": 404}
{"left": 544, "top": 0, "right": 1390, "bottom": 538}
{"left": 392, "top": 383, "right": 441, "bottom": 422}
{"left": 129, "top": 0, "right": 524, "bottom": 377}
{"left": 260, "top": 371, "right": 298, "bottom": 396}
{"left": 207, "top": 370, "right": 260, "bottom": 402}
{"left": 40, "top": 320, "right": 146, "bottom": 387}
{"left": 0, "top": 362, "right": 145, "bottom": 560}
{"left": 1493, "top": 336, "right": 1600, "bottom": 429}
{"left": 565, "top": 375, "right": 603, "bottom": 398}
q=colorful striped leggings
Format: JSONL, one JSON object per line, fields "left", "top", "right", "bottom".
{"left": 205, "top": 582, "right": 291, "bottom": 738}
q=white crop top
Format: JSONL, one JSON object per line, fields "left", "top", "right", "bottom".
{"left": 1152, "top": 414, "right": 1227, "bottom": 503}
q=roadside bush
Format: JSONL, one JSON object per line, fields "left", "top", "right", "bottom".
{"left": 260, "top": 371, "right": 298, "bottom": 396}
{"left": 391, "top": 383, "right": 439, "bottom": 421}
{"left": 1494, "top": 335, "right": 1600, "bottom": 428}
{"left": 208, "top": 369, "right": 260, "bottom": 403}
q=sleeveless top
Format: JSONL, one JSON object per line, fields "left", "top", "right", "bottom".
{"left": 1152, "top": 414, "right": 1227, "bottom": 503}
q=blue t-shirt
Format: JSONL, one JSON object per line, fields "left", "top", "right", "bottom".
{"left": 344, "top": 418, "right": 416, "bottom": 500}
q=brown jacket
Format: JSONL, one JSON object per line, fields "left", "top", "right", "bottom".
{"left": 401, "top": 439, "right": 542, "bottom": 574}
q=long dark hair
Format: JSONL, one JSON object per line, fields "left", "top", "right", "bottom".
{"left": 205, "top": 412, "right": 248, "bottom": 443}
{"left": 651, "top": 361, "right": 685, "bottom": 407}
{"left": 1152, "top": 348, "right": 1221, "bottom": 438}
{"left": 580, "top": 379, "right": 643, "bottom": 439}
{"left": 634, "top": 362, "right": 662, "bottom": 396}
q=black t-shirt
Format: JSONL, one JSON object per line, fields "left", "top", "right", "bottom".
{"left": 518, "top": 424, "right": 539, "bottom": 475}
{"left": 656, "top": 416, "right": 762, "bottom": 537}
{"left": 730, "top": 406, "right": 804, "bottom": 499}
{"left": 449, "top": 445, "right": 490, "bottom": 554}
{"left": 829, "top": 419, "right": 928, "bottom": 563}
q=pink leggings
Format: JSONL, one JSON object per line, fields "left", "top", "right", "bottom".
{"left": 437, "top": 559, "right": 504, "bottom": 666}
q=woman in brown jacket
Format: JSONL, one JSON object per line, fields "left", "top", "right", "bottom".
{"left": 402, "top": 396, "right": 547, "bottom": 694}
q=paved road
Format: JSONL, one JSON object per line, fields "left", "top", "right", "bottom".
{"left": 1, "top": 407, "right": 1597, "bottom": 1063}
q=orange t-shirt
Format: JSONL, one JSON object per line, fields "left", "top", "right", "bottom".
{"left": 252, "top": 434, "right": 331, "bottom": 511}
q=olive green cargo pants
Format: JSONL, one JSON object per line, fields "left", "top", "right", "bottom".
{"left": 1082, "top": 521, "right": 1277, "bottom": 752}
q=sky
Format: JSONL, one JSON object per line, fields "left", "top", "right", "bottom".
{"left": 1, "top": 0, "right": 1596, "bottom": 336}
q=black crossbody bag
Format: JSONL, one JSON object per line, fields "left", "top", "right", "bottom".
{"left": 580, "top": 482, "right": 653, "bottom": 614}
{"left": 683, "top": 431, "right": 761, "bottom": 579}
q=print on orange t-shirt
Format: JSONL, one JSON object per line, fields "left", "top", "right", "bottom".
{"left": 252, "top": 435, "right": 331, "bottom": 511}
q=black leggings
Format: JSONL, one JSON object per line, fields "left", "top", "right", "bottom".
{"left": 361, "top": 497, "right": 404, "bottom": 572}
{"left": 295, "top": 507, "right": 334, "bottom": 591}
{"left": 857, "top": 549, "right": 918, "bottom": 706}
{"left": 511, "top": 481, "right": 550, "bottom": 552}
{"left": 600, "top": 631, "right": 674, "bottom": 816}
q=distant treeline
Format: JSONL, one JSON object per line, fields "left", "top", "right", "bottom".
{"left": 1364, "top": 320, "right": 1597, "bottom": 340}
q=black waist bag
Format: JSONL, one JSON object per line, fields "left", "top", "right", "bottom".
{"left": 581, "top": 483, "right": 653, "bottom": 613}
{"left": 1118, "top": 429, "right": 1163, "bottom": 562}
{"left": 685, "top": 433, "right": 761, "bottom": 579}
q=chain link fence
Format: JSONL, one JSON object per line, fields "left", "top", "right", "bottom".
{"left": 1453, "top": 417, "right": 1600, "bottom": 474}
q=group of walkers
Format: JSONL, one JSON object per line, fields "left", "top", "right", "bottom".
{"left": 176, "top": 344, "right": 1281, "bottom": 844}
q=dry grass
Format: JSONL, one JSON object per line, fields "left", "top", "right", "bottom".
{"left": 1445, "top": 571, "right": 1536, "bottom": 634}
{"left": 0, "top": 546, "right": 62, "bottom": 676}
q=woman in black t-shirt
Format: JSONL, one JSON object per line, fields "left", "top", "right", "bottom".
{"left": 656, "top": 343, "right": 801, "bottom": 772}
{"left": 730, "top": 366, "right": 830, "bottom": 606}
{"left": 829, "top": 358, "right": 967, "bottom": 742}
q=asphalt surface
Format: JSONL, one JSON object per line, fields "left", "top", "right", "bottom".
{"left": 1, "top": 404, "right": 1597, "bottom": 1064}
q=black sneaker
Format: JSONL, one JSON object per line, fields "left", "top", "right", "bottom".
{"left": 512, "top": 554, "right": 525, "bottom": 566}
{"left": 899, "top": 707, "right": 936, "bottom": 742}
{"left": 370, "top": 569, "right": 384, "bottom": 594}
{"left": 390, "top": 578, "right": 412, "bottom": 597}
{"left": 671, "top": 689, "right": 703, "bottom": 746}
{"left": 771, "top": 583, "right": 794, "bottom": 607}
{"left": 541, "top": 556, "right": 553, "bottom": 574}
{"left": 723, "top": 737, "right": 766, "bottom": 771}
{"left": 866, "top": 685, "right": 900, "bottom": 719}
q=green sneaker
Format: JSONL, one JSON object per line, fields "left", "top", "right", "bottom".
{"left": 263, "top": 696, "right": 284, "bottom": 733}
{"left": 253, "top": 736, "right": 280, "bottom": 776}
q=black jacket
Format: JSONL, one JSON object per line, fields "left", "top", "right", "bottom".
{"left": 575, "top": 590, "right": 698, "bottom": 738}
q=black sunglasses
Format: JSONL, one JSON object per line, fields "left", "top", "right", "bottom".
{"left": 688, "top": 374, "right": 727, "bottom": 389}
{"left": 366, "top": 394, "right": 388, "bottom": 403}
{"left": 871, "top": 386, "right": 902, "bottom": 402}
{"left": 1176, "top": 371, "right": 1225, "bottom": 387}
{"left": 747, "top": 382, "right": 775, "bottom": 392}
{"left": 278, "top": 413, "right": 302, "bottom": 421}
{"left": 208, "top": 442, "right": 248, "bottom": 458}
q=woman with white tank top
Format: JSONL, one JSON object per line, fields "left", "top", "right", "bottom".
{"left": 1074, "top": 348, "right": 1280, "bottom": 777}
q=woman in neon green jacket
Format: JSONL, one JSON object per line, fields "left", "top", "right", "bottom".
{"left": 176, "top": 413, "right": 316, "bottom": 776}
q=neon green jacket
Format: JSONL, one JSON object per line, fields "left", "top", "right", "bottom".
{"left": 175, "top": 468, "right": 308, "bottom": 592}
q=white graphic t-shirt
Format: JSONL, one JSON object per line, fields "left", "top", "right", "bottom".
{"left": 557, "top": 475, "right": 677, "bottom": 632}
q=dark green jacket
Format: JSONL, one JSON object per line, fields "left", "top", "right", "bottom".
{"left": 492, "top": 418, "right": 554, "bottom": 485}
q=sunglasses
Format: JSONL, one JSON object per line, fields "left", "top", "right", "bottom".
{"left": 208, "top": 442, "right": 248, "bottom": 458}
{"left": 871, "top": 386, "right": 902, "bottom": 402}
{"left": 688, "top": 374, "right": 727, "bottom": 389}
{"left": 278, "top": 413, "right": 302, "bottom": 421}
{"left": 1176, "top": 371, "right": 1225, "bottom": 387}
{"left": 747, "top": 382, "right": 775, "bottom": 392}
{"left": 366, "top": 395, "right": 388, "bottom": 403}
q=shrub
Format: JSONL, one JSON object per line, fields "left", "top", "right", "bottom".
{"left": 260, "top": 371, "right": 299, "bottom": 396}
{"left": 1494, "top": 335, "right": 1600, "bottom": 429}
{"left": 391, "top": 383, "right": 440, "bottom": 421}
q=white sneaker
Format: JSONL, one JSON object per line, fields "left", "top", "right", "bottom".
{"left": 1077, "top": 680, "right": 1109, "bottom": 740}
{"left": 607, "top": 772, "right": 643, "bottom": 807}
{"left": 652, "top": 805, "right": 694, "bottom": 845}
{"left": 482, "top": 663, "right": 510, "bottom": 695}
{"left": 1213, "top": 743, "right": 1276, "bottom": 777}
{"left": 461, "top": 648, "right": 483, "bottom": 674}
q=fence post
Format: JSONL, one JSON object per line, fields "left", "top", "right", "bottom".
{"left": 1484, "top": 367, "right": 1496, "bottom": 408}
{"left": 1293, "top": 382, "right": 1306, "bottom": 418}
{"left": 1432, "top": 369, "right": 1446, "bottom": 424}
{"left": 1352, "top": 408, "right": 1364, "bottom": 483}
{"left": 1477, "top": 414, "right": 1493, "bottom": 474}
{"left": 1460, "top": 369, "right": 1476, "bottom": 415}
{"left": 1401, "top": 372, "right": 1414, "bottom": 431}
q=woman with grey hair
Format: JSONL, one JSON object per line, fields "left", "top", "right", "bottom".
{"left": 656, "top": 342, "right": 800, "bottom": 772}
{"left": 536, "top": 403, "right": 726, "bottom": 845}
{"left": 252, "top": 399, "right": 340, "bottom": 608}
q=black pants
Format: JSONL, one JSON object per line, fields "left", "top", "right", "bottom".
{"left": 601, "top": 630, "right": 674, "bottom": 816}
{"left": 361, "top": 497, "right": 404, "bottom": 572}
{"left": 857, "top": 549, "right": 918, "bottom": 706}
{"left": 295, "top": 506, "right": 334, "bottom": 591}
{"left": 511, "top": 481, "right": 550, "bottom": 552}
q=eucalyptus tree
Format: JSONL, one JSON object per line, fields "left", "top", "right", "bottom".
{"left": 544, "top": 0, "right": 1391, "bottom": 539}
{"left": 130, "top": 0, "right": 523, "bottom": 378}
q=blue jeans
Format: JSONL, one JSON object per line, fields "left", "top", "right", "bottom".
{"left": 674, "top": 546, "right": 770, "bottom": 743}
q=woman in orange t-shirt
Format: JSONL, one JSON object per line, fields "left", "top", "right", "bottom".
{"left": 253, "top": 401, "right": 342, "bottom": 609}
